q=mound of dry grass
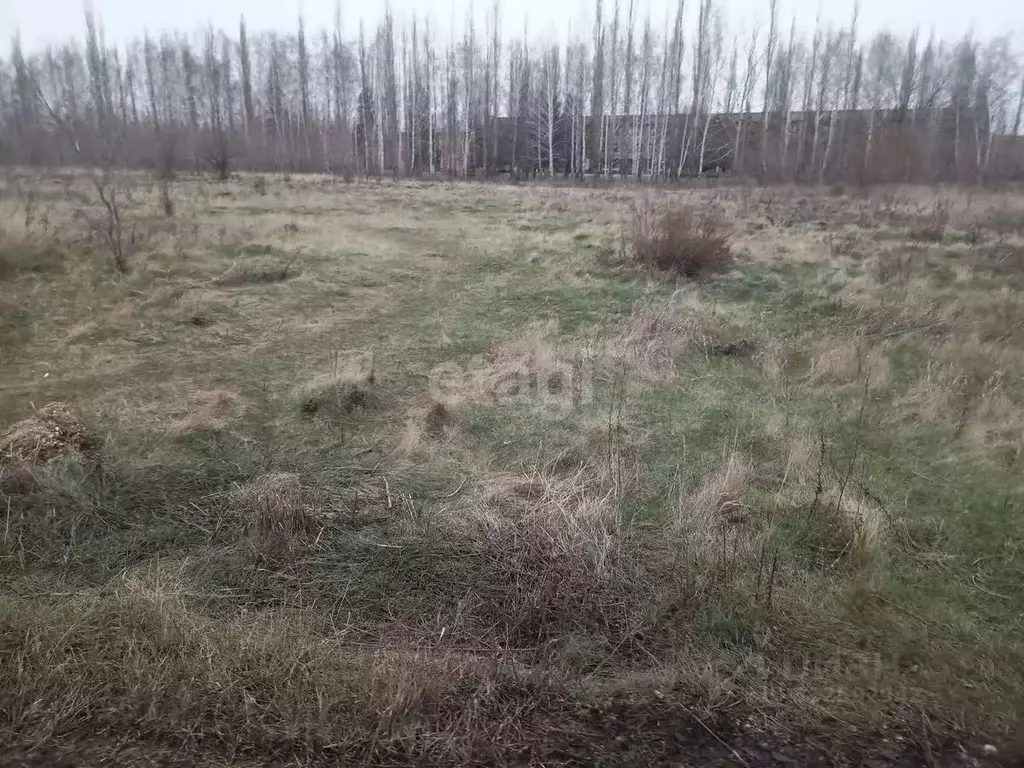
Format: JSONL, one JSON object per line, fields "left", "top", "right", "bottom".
{"left": 448, "top": 323, "right": 591, "bottom": 410}
{"left": 605, "top": 298, "right": 708, "bottom": 380}
{"left": 0, "top": 402, "right": 95, "bottom": 465}
{"left": 236, "top": 472, "right": 324, "bottom": 566}
{"left": 672, "top": 454, "right": 762, "bottom": 576}
{"left": 395, "top": 401, "right": 462, "bottom": 457}
{"left": 174, "top": 389, "right": 247, "bottom": 432}
{"left": 238, "top": 472, "right": 319, "bottom": 538}
{"left": 771, "top": 431, "right": 891, "bottom": 567}
{"left": 298, "top": 378, "right": 378, "bottom": 420}
{"left": 900, "top": 340, "right": 1024, "bottom": 450}
{"left": 629, "top": 204, "right": 733, "bottom": 278}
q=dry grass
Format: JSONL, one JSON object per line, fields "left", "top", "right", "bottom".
{"left": 811, "top": 339, "right": 891, "bottom": 393}
{"left": 674, "top": 454, "right": 760, "bottom": 571}
{"left": 174, "top": 389, "right": 247, "bottom": 432}
{"left": 605, "top": 295, "right": 711, "bottom": 380}
{"left": 395, "top": 401, "right": 460, "bottom": 457}
{"left": 238, "top": 472, "right": 318, "bottom": 538}
{"left": 1, "top": 172, "right": 1023, "bottom": 764}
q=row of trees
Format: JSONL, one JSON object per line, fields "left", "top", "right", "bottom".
{"left": 2, "top": 1, "right": 1023, "bottom": 183}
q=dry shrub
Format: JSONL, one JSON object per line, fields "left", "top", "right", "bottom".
{"left": 0, "top": 402, "right": 95, "bottom": 466}
{"left": 629, "top": 204, "right": 733, "bottom": 277}
{"left": 908, "top": 200, "right": 950, "bottom": 243}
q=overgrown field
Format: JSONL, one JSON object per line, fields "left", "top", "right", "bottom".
{"left": 2, "top": 172, "right": 1023, "bottom": 765}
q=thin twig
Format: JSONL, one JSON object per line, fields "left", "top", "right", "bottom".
{"left": 691, "top": 712, "right": 750, "bottom": 767}
{"left": 971, "top": 574, "right": 1010, "bottom": 601}
{"left": 3, "top": 496, "right": 10, "bottom": 547}
{"left": 444, "top": 476, "right": 468, "bottom": 499}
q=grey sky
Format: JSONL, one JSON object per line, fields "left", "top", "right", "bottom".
{"left": 1, "top": 0, "right": 1022, "bottom": 54}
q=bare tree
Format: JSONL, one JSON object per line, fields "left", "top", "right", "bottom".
{"left": 462, "top": 9, "right": 476, "bottom": 176}
{"left": 239, "top": 18, "right": 255, "bottom": 137}
{"left": 733, "top": 26, "right": 761, "bottom": 175}
{"left": 590, "top": 0, "right": 605, "bottom": 174}
{"left": 1013, "top": 70, "right": 1024, "bottom": 137}
{"left": 622, "top": 0, "right": 637, "bottom": 175}
{"left": 760, "top": 0, "right": 778, "bottom": 177}
{"left": 605, "top": 0, "right": 620, "bottom": 175}
{"left": 2, "top": 1, "right": 1020, "bottom": 184}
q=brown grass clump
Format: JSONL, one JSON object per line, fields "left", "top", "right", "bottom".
{"left": 442, "top": 467, "right": 629, "bottom": 644}
{"left": 900, "top": 341, "right": 1023, "bottom": 449}
{"left": 606, "top": 297, "right": 709, "bottom": 380}
{"left": 0, "top": 402, "right": 95, "bottom": 465}
{"left": 870, "top": 251, "right": 917, "bottom": 285}
{"left": 238, "top": 472, "right": 319, "bottom": 539}
{"left": 454, "top": 323, "right": 589, "bottom": 410}
{"left": 175, "top": 389, "right": 246, "bottom": 432}
{"left": 395, "top": 401, "right": 459, "bottom": 457}
{"left": 811, "top": 340, "right": 891, "bottom": 392}
{"left": 298, "top": 378, "right": 377, "bottom": 420}
{"left": 772, "top": 431, "right": 890, "bottom": 566}
{"left": 237, "top": 473, "right": 323, "bottom": 566}
{"left": 423, "top": 401, "right": 453, "bottom": 438}
{"left": 629, "top": 204, "right": 733, "bottom": 277}
{"left": 63, "top": 319, "right": 100, "bottom": 344}
{"left": 907, "top": 201, "right": 950, "bottom": 243}
{"left": 674, "top": 455, "right": 760, "bottom": 571}
{"left": 981, "top": 205, "right": 1024, "bottom": 241}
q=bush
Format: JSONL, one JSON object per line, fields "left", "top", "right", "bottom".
{"left": 629, "top": 205, "right": 733, "bottom": 277}
{"left": 908, "top": 200, "right": 950, "bottom": 243}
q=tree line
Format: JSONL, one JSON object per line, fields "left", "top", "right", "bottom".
{"left": 1, "top": 1, "right": 1023, "bottom": 184}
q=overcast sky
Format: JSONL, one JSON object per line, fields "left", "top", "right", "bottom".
{"left": 1, "top": 0, "right": 1022, "bottom": 54}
